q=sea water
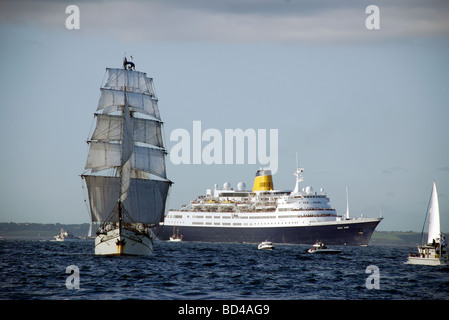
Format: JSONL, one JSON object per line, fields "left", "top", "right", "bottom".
{"left": 0, "top": 239, "right": 448, "bottom": 300}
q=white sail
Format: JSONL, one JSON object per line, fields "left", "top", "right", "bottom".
{"left": 92, "top": 115, "right": 164, "bottom": 147}
{"left": 120, "top": 159, "right": 132, "bottom": 203}
{"left": 123, "top": 179, "right": 170, "bottom": 224}
{"left": 91, "top": 114, "right": 123, "bottom": 142}
{"left": 131, "top": 146, "right": 167, "bottom": 178}
{"left": 97, "top": 89, "right": 160, "bottom": 119}
{"left": 132, "top": 118, "right": 163, "bottom": 147}
{"left": 104, "top": 68, "right": 155, "bottom": 96}
{"left": 121, "top": 102, "right": 133, "bottom": 165}
{"left": 84, "top": 175, "right": 170, "bottom": 224}
{"left": 85, "top": 143, "right": 167, "bottom": 178}
{"left": 427, "top": 181, "right": 440, "bottom": 244}
{"left": 85, "top": 141, "right": 122, "bottom": 171}
{"left": 84, "top": 175, "right": 121, "bottom": 223}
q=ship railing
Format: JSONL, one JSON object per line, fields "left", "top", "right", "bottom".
{"left": 277, "top": 208, "right": 336, "bottom": 212}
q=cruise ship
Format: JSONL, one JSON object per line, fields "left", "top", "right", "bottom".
{"left": 156, "top": 166, "right": 382, "bottom": 246}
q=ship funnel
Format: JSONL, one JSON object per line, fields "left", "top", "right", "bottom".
{"left": 252, "top": 169, "right": 274, "bottom": 192}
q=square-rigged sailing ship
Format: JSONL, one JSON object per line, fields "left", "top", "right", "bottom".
{"left": 82, "top": 57, "right": 172, "bottom": 255}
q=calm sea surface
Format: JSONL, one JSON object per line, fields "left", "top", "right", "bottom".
{"left": 0, "top": 239, "right": 448, "bottom": 300}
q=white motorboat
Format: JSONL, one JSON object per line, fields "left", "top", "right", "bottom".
{"left": 53, "top": 229, "right": 80, "bottom": 241}
{"left": 307, "top": 241, "right": 342, "bottom": 254}
{"left": 258, "top": 241, "right": 274, "bottom": 250}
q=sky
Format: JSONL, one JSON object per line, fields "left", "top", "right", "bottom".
{"left": 0, "top": 0, "right": 448, "bottom": 231}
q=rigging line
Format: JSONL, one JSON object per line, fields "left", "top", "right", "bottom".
{"left": 160, "top": 121, "right": 168, "bottom": 155}
{"left": 149, "top": 77, "right": 158, "bottom": 100}
{"left": 121, "top": 205, "right": 137, "bottom": 224}
{"left": 419, "top": 185, "right": 433, "bottom": 245}
{"left": 101, "top": 68, "right": 107, "bottom": 89}
{"left": 102, "top": 203, "right": 120, "bottom": 224}
{"left": 86, "top": 113, "right": 97, "bottom": 142}
{"left": 87, "top": 68, "right": 107, "bottom": 142}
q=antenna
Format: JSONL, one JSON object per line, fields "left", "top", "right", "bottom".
{"left": 296, "top": 152, "right": 299, "bottom": 171}
{"left": 345, "top": 186, "right": 350, "bottom": 219}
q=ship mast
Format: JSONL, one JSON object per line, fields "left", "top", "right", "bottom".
{"left": 345, "top": 186, "right": 350, "bottom": 219}
{"left": 293, "top": 153, "right": 304, "bottom": 194}
{"left": 117, "top": 56, "right": 135, "bottom": 239}
{"left": 118, "top": 61, "right": 127, "bottom": 240}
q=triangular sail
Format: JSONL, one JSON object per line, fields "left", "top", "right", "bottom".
{"left": 427, "top": 181, "right": 440, "bottom": 245}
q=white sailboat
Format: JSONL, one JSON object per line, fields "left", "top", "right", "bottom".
{"left": 169, "top": 226, "right": 183, "bottom": 242}
{"left": 407, "top": 181, "right": 448, "bottom": 266}
{"left": 82, "top": 57, "right": 172, "bottom": 256}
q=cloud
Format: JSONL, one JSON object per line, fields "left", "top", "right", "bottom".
{"left": 1, "top": 0, "right": 448, "bottom": 44}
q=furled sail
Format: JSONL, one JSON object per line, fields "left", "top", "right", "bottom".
{"left": 82, "top": 63, "right": 171, "bottom": 226}
{"left": 427, "top": 181, "right": 440, "bottom": 244}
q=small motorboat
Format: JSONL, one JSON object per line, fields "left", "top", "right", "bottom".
{"left": 258, "top": 241, "right": 274, "bottom": 250}
{"left": 53, "top": 229, "right": 80, "bottom": 241}
{"left": 307, "top": 241, "right": 342, "bottom": 254}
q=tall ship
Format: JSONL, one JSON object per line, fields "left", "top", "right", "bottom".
{"left": 156, "top": 165, "right": 382, "bottom": 246}
{"left": 82, "top": 57, "right": 172, "bottom": 255}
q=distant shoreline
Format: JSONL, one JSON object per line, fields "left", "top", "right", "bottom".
{"left": 0, "top": 222, "right": 429, "bottom": 246}
{"left": 0, "top": 222, "right": 91, "bottom": 240}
